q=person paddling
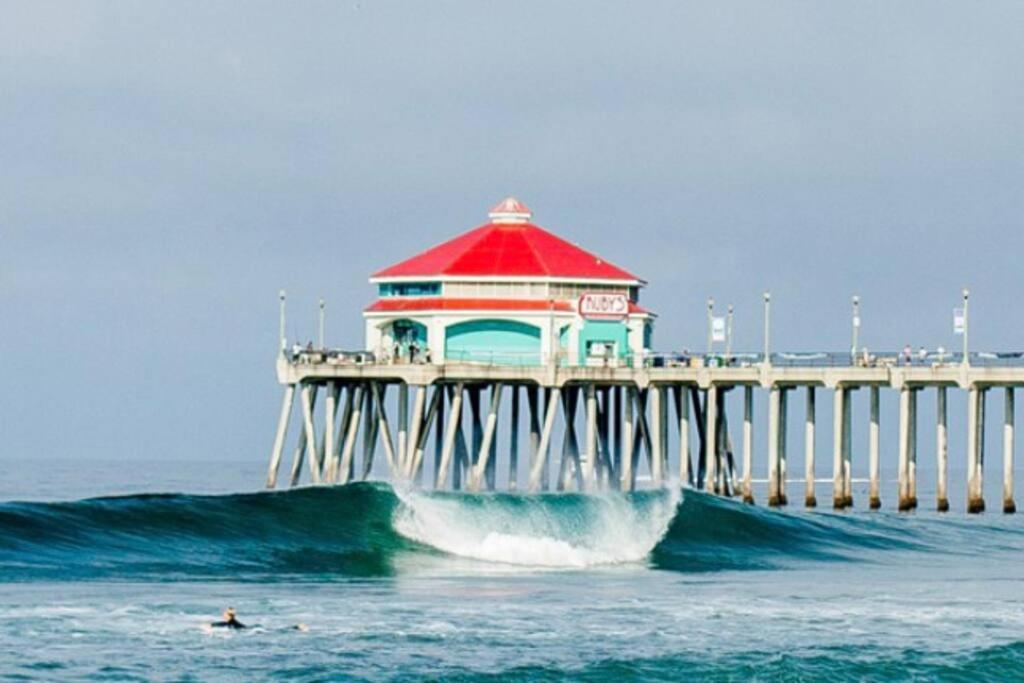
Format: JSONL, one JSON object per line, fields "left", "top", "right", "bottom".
{"left": 210, "top": 607, "right": 246, "bottom": 630}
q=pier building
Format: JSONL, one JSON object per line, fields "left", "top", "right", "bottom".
{"left": 364, "top": 197, "right": 653, "bottom": 367}
{"left": 266, "top": 197, "right": 1024, "bottom": 514}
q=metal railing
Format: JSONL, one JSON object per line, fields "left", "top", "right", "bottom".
{"left": 284, "top": 347, "right": 1024, "bottom": 370}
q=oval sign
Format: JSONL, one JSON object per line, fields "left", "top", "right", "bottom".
{"left": 578, "top": 292, "right": 629, "bottom": 320}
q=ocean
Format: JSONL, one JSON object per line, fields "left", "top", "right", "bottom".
{"left": 1, "top": 459, "right": 1022, "bottom": 681}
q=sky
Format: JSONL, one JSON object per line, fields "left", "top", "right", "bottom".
{"left": 2, "top": 1, "right": 1023, "bottom": 470}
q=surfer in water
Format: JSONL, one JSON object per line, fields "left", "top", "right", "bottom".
{"left": 210, "top": 607, "right": 246, "bottom": 630}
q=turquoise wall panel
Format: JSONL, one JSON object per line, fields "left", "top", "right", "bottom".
{"left": 445, "top": 319, "right": 541, "bottom": 366}
{"left": 578, "top": 320, "right": 630, "bottom": 362}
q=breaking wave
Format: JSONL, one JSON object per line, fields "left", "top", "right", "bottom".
{"left": 0, "top": 481, "right": 988, "bottom": 581}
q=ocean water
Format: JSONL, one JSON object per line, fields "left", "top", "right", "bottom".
{"left": 1, "top": 460, "right": 1023, "bottom": 681}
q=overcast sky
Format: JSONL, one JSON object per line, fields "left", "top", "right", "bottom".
{"left": 2, "top": 1, "right": 1022, "bottom": 468}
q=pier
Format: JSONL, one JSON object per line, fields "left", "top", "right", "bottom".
{"left": 265, "top": 198, "right": 1022, "bottom": 513}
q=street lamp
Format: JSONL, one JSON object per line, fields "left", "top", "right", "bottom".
{"left": 726, "top": 304, "right": 734, "bottom": 359}
{"left": 706, "top": 297, "right": 715, "bottom": 354}
{"left": 318, "top": 298, "right": 325, "bottom": 349}
{"left": 763, "top": 292, "right": 771, "bottom": 364}
{"left": 851, "top": 295, "right": 860, "bottom": 360}
{"left": 279, "top": 290, "right": 287, "bottom": 351}
{"left": 962, "top": 288, "right": 970, "bottom": 365}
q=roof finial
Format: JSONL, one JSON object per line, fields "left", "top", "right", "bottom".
{"left": 488, "top": 196, "right": 532, "bottom": 224}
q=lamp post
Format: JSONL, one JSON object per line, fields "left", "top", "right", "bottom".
{"left": 763, "top": 292, "right": 771, "bottom": 365}
{"left": 706, "top": 297, "right": 715, "bottom": 354}
{"left": 726, "top": 304, "right": 734, "bottom": 360}
{"left": 962, "top": 288, "right": 970, "bottom": 365}
{"left": 851, "top": 295, "right": 860, "bottom": 361}
{"left": 279, "top": 290, "right": 287, "bottom": 351}
{"left": 318, "top": 298, "right": 325, "bottom": 349}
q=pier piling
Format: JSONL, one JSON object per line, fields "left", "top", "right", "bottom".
{"left": 832, "top": 388, "right": 845, "bottom": 509}
{"left": 805, "top": 386, "right": 817, "bottom": 507}
{"left": 869, "top": 386, "right": 880, "bottom": 509}
{"left": 768, "top": 387, "right": 781, "bottom": 506}
{"left": 1004, "top": 388, "right": 1016, "bottom": 514}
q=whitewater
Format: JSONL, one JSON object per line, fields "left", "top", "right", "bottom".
{"left": 2, "top": 460, "right": 1024, "bottom": 681}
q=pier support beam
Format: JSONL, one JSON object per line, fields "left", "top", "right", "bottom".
{"left": 323, "top": 382, "right": 340, "bottom": 481}
{"left": 529, "top": 387, "right": 560, "bottom": 492}
{"left": 842, "top": 388, "right": 853, "bottom": 508}
{"left": 675, "top": 386, "right": 692, "bottom": 488}
{"left": 397, "top": 383, "right": 409, "bottom": 477}
{"left": 743, "top": 386, "right": 754, "bottom": 503}
{"left": 650, "top": 386, "right": 663, "bottom": 487}
{"left": 898, "top": 386, "right": 911, "bottom": 511}
{"left": 832, "top": 387, "right": 845, "bottom": 509}
{"left": 967, "top": 387, "right": 986, "bottom": 513}
{"left": 404, "top": 385, "right": 426, "bottom": 478}
{"left": 267, "top": 384, "right": 296, "bottom": 489}
{"left": 301, "top": 383, "right": 322, "bottom": 485}
{"left": 779, "top": 388, "right": 789, "bottom": 505}
{"left": 869, "top": 386, "right": 881, "bottom": 509}
{"left": 510, "top": 385, "right": 520, "bottom": 491}
{"left": 622, "top": 387, "right": 635, "bottom": 491}
{"left": 907, "top": 388, "right": 918, "bottom": 510}
{"left": 585, "top": 384, "right": 598, "bottom": 490}
{"left": 804, "top": 386, "right": 816, "bottom": 507}
{"left": 436, "top": 384, "right": 464, "bottom": 488}
{"left": 936, "top": 387, "right": 949, "bottom": 511}
{"left": 1004, "top": 388, "right": 1016, "bottom": 514}
{"left": 338, "top": 385, "right": 364, "bottom": 485}
{"left": 705, "top": 386, "right": 718, "bottom": 494}
{"left": 469, "top": 383, "right": 503, "bottom": 491}
{"left": 768, "top": 387, "right": 781, "bottom": 506}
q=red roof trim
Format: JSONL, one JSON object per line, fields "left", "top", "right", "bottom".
{"left": 365, "top": 298, "right": 650, "bottom": 315}
{"left": 371, "top": 221, "right": 641, "bottom": 282}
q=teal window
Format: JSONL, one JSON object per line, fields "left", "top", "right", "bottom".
{"left": 379, "top": 282, "right": 441, "bottom": 297}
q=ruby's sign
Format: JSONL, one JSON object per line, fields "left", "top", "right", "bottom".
{"left": 578, "top": 292, "right": 629, "bottom": 320}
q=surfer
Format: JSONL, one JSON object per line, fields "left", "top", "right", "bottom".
{"left": 210, "top": 607, "right": 247, "bottom": 630}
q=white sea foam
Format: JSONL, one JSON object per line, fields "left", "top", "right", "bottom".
{"left": 392, "top": 487, "right": 681, "bottom": 568}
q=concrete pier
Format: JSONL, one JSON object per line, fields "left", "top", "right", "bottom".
{"left": 768, "top": 387, "right": 781, "bottom": 506}
{"left": 967, "top": 387, "right": 985, "bottom": 513}
{"left": 779, "top": 388, "right": 789, "bottom": 506}
{"left": 936, "top": 387, "right": 949, "bottom": 511}
{"left": 842, "top": 387, "right": 853, "bottom": 508}
{"left": 832, "top": 388, "right": 845, "bottom": 509}
{"left": 804, "top": 386, "right": 816, "bottom": 507}
{"left": 266, "top": 351, "right": 1024, "bottom": 516}
{"left": 705, "top": 387, "right": 718, "bottom": 494}
{"left": 1004, "top": 388, "right": 1016, "bottom": 514}
{"left": 869, "top": 386, "right": 880, "bottom": 509}
{"left": 742, "top": 386, "right": 754, "bottom": 503}
{"left": 898, "top": 387, "right": 911, "bottom": 511}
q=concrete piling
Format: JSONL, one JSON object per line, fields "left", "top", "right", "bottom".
{"left": 1004, "top": 388, "right": 1015, "bottom": 514}
{"left": 768, "top": 387, "right": 781, "bottom": 506}
{"left": 842, "top": 388, "right": 853, "bottom": 508}
{"left": 898, "top": 386, "right": 911, "bottom": 511}
{"left": 832, "top": 388, "right": 844, "bottom": 509}
{"left": 967, "top": 387, "right": 984, "bottom": 513}
{"left": 705, "top": 387, "right": 718, "bottom": 494}
{"left": 869, "top": 386, "right": 881, "bottom": 509}
{"left": 936, "top": 386, "right": 949, "bottom": 511}
{"left": 743, "top": 386, "right": 754, "bottom": 504}
{"left": 804, "top": 386, "right": 816, "bottom": 508}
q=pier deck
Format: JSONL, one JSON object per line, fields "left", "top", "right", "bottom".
{"left": 267, "top": 350, "right": 1024, "bottom": 515}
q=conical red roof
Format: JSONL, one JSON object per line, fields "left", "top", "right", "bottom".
{"left": 372, "top": 199, "right": 641, "bottom": 282}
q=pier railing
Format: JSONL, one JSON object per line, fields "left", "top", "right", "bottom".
{"left": 286, "top": 347, "right": 1024, "bottom": 369}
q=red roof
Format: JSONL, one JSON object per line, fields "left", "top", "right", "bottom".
{"left": 365, "top": 298, "right": 649, "bottom": 315}
{"left": 372, "top": 198, "right": 641, "bottom": 282}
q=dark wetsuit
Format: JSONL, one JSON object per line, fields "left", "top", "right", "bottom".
{"left": 211, "top": 616, "right": 246, "bottom": 630}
